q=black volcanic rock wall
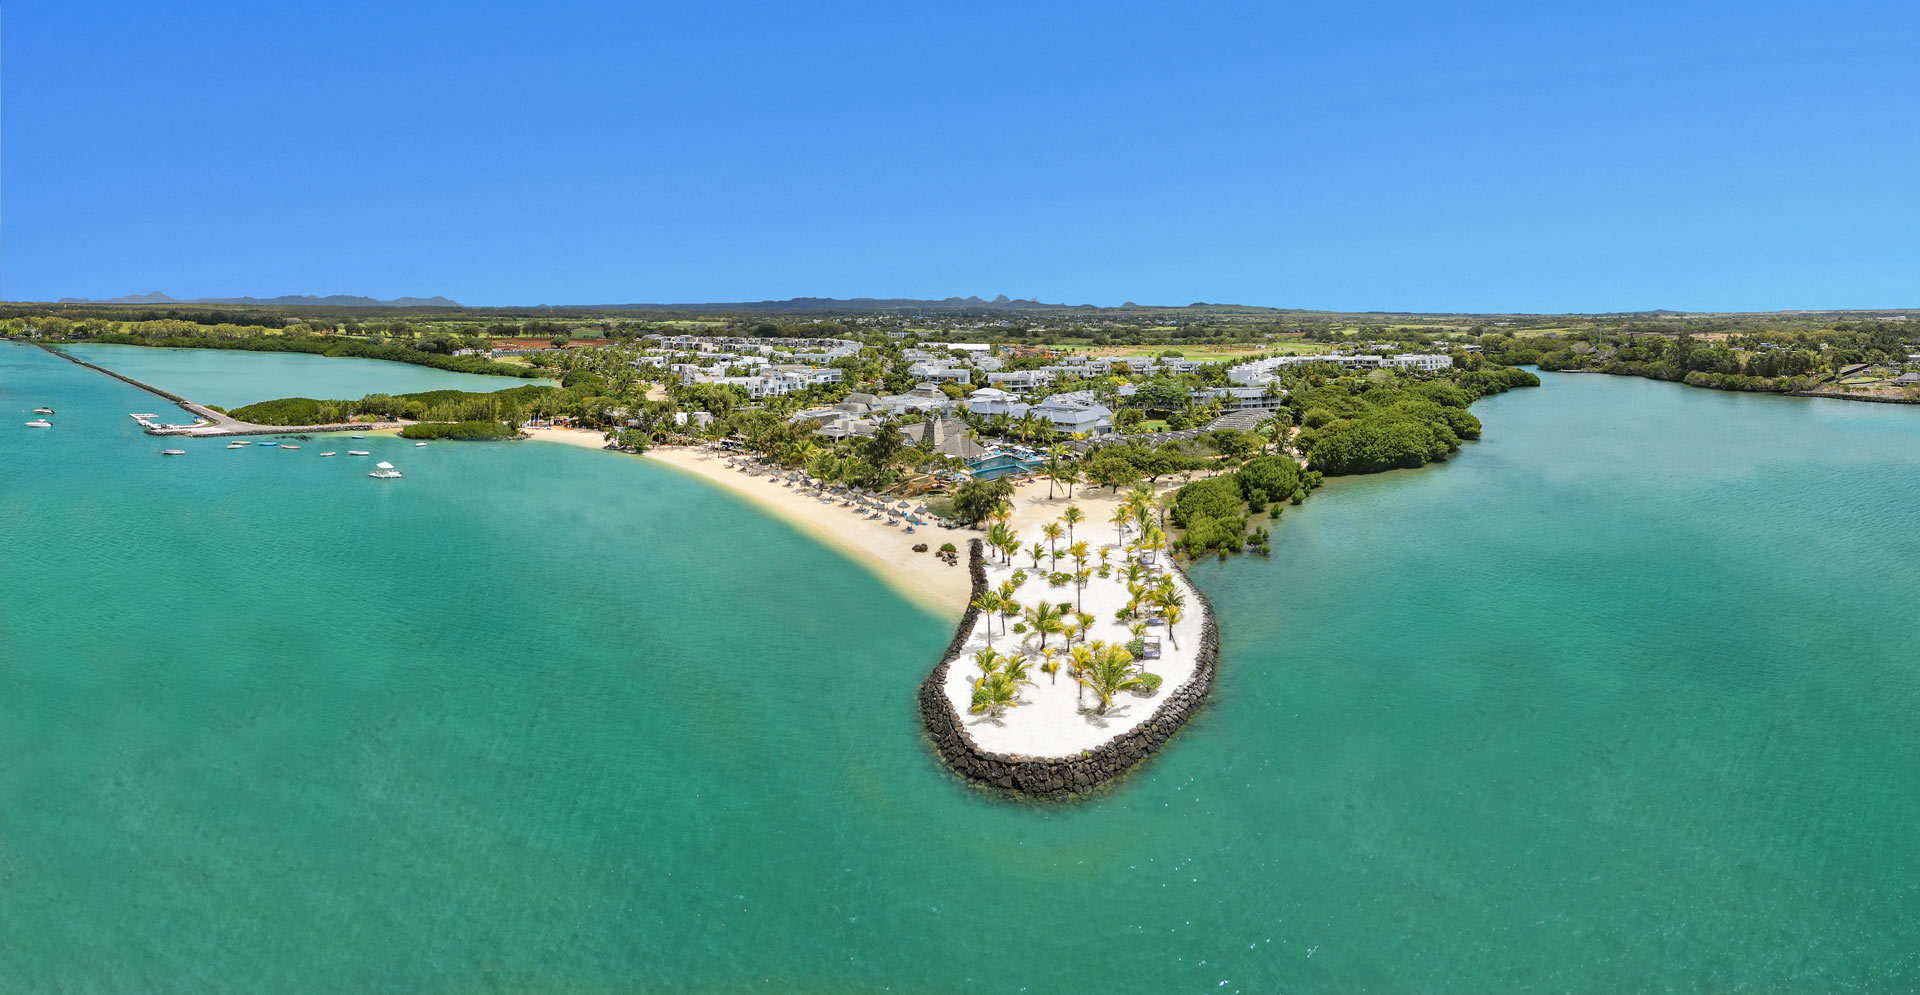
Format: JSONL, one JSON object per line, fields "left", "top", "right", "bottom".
{"left": 917, "top": 538, "right": 1221, "bottom": 799}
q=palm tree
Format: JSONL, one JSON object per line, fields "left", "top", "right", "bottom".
{"left": 985, "top": 521, "right": 1016, "bottom": 564}
{"left": 1163, "top": 602, "right": 1184, "bottom": 649}
{"left": 1074, "top": 567, "right": 1093, "bottom": 612}
{"left": 970, "top": 591, "right": 1003, "bottom": 647}
{"left": 1068, "top": 644, "right": 1097, "bottom": 705}
{"left": 1110, "top": 504, "right": 1131, "bottom": 547}
{"left": 1043, "top": 522, "right": 1063, "bottom": 559}
{"left": 999, "top": 652, "right": 1035, "bottom": 693}
{"left": 972, "top": 646, "right": 1003, "bottom": 677}
{"left": 1141, "top": 525, "right": 1167, "bottom": 561}
{"left": 1053, "top": 460, "right": 1080, "bottom": 498}
{"left": 1038, "top": 647, "right": 1060, "bottom": 685}
{"left": 1028, "top": 541, "right": 1046, "bottom": 569}
{"left": 1076, "top": 611, "right": 1096, "bottom": 643}
{"left": 997, "top": 597, "right": 1020, "bottom": 640}
{"left": 970, "top": 671, "right": 1020, "bottom": 719}
{"left": 1062, "top": 504, "right": 1084, "bottom": 544}
{"left": 1256, "top": 412, "right": 1288, "bottom": 455}
{"left": 1023, "top": 600, "right": 1067, "bottom": 651}
{"left": 1077, "top": 642, "right": 1145, "bottom": 714}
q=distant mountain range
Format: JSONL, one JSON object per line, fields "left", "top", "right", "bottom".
{"left": 585, "top": 294, "right": 1070, "bottom": 312}
{"left": 58, "top": 291, "right": 462, "bottom": 308}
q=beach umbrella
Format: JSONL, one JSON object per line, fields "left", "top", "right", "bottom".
{"left": 897, "top": 501, "right": 911, "bottom": 509}
{"left": 913, "top": 505, "right": 928, "bottom": 515}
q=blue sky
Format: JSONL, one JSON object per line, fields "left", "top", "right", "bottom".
{"left": 5, "top": 0, "right": 1916, "bottom": 312}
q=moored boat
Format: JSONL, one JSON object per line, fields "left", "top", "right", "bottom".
{"left": 369, "top": 460, "right": 403, "bottom": 479}
{"left": 161, "top": 449, "right": 187, "bottom": 456}
{"left": 347, "top": 450, "right": 371, "bottom": 456}
{"left": 25, "top": 419, "right": 52, "bottom": 428}
{"left": 227, "top": 441, "right": 249, "bottom": 448}
{"left": 256, "top": 441, "right": 278, "bottom": 446}
{"left": 279, "top": 444, "right": 300, "bottom": 450}
{"left": 414, "top": 442, "right": 428, "bottom": 447}
{"left": 319, "top": 451, "right": 337, "bottom": 457}
{"left": 33, "top": 407, "right": 55, "bottom": 415}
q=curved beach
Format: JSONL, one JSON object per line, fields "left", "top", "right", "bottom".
{"left": 522, "top": 426, "right": 1187, "bottom": 625}
{"left": 522, "top": 426, "right": 974, "bottom": 618}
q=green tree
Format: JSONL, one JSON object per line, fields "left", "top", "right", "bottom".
{"left": 951, "top": 477, "right": 1015, "bottom": 526}
{"left": 1062, "top": 504, "right": 1085, "bottom": 544}
{"left": 970, "top": 591, "right": 1004, "bottom": 648}
{"left": 1023, "top": 601, "right": 1067, "bottom": 651}
{"left": 1076, "top": 642, "right": 1145, "bottom": 714}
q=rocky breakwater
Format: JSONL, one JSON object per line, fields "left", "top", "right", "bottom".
{"left": 916, "top": 539, "right": 1221, "bottom": 799}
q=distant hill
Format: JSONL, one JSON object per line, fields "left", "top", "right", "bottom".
{"left": 584, "top": 295, "right": 1080, "bottom": 312}
{"left": 58, "top": 291, "right": 462, "bottom": 308}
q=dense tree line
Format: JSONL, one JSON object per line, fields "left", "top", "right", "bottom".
{"left": 1289, "top": 368, "right": 1536, "bottom": 475}
{"left": 398, "top": 420, "right": 519, "bottom": 440}
{"left": 229, "top": 384, "right": 561, "bottom": 426}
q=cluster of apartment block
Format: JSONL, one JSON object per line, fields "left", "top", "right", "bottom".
{"left": 1227, "top": 352, "right": 1452, "bottom": 387}
{"left": 789, "top": 383, "right": 1121, "bottom": 442}
{"left": 630, "top": 333, "right": 1452, "bottom": 443}
{"left": 635, "top": 334, "right": 862, "bottom": 399}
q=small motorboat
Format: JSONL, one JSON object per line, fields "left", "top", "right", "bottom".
{"left": 33, "top": 407, "right": 55, "bottom": 415}
{"left": 279, "top": 444, "right": 300, "bottom": 450}
{"left": 347, "top": 450, "right": 371, "bottom": 456}
{"left": 369, "top": 461, "right": 403, "bottom": 479}
{"left": 414, "top": 442, "right": 428, "bottom": 447}
{"left": 161, "top": 449, "right": 187, "bottom": 456}
{"left": 25, "top": 419, "right": 52, "bottom": 428}
{"left": 227, "top": 441, "right": 249, "bottom": 449}
{"left": 256, "top": 441, "right": 278, "bottom": 447}
{"left": 351, "top": 435, "right": 365, "bottom": 440}
{"left": 319, "top": 451, "right": 337, "bottom": 457}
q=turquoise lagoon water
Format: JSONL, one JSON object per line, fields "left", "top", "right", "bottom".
{"left": 4, "top": 342, "right": 1917, "bottom": 992}
{"left": 54, "top": 342, "right": 538, "bottom": 408}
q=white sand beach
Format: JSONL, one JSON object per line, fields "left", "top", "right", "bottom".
{"left": 522, "top": 427, "right": 974, "bottom": 618}
{"left": 521, "top": 430, "right": 1200, "bottom": 659}
{"left": 939, "top": 498, "right": 1207, "bottom": 758}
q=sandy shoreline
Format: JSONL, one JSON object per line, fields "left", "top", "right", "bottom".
{"left": 521, "top": 427, "right": 1184, "bottom": 621}
{"left": 522, "top": 427, "right": 974, "bottom": 618}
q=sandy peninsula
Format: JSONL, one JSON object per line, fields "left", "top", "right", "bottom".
{"left": 522, "top": 427, "right": 974, "bottom": 618}
{"left": 521, "top": 426, "right": 1179, "bottom": 623}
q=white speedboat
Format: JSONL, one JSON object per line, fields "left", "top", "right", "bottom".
{"left": 347, "top": 450, "right": 371, "bottom": 456}
{"left": 368, "top": 461, "right": 403, "bottom": 479}
{"left": 33, "top": 407, "right": 55, "bottom": 415}
{"left": 227, "top": 441, "right": 249, "bottom": 448}
{"left": 350, "top": 435, "right": 364, "bottom": 439}
{"left": 279, "top": 444, "right": 300, "bottom": 450}
{"left": 161, "top": 449, "right": 187, "bottom": 456}
{"left": 25, "top": 419, "right": 52, "bottom": 428}
{"left": 414, "top": 442, "right": 428, "bottom": 447}
{"left": 319, "top": 451, "right": 337, "bottom": 457}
